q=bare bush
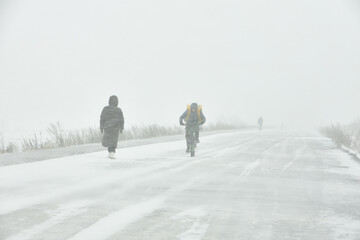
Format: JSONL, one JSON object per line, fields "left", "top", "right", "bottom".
{"left": 0, "top": 133, "right": 5, "bottom": 154}
{"left": 16, "top": 121, "right": 244, "bottom": 152}
{"left": 47, "top": 122, "right": 65, "bottom": 147}
{"left": 204, "top": 122, "right": 246, "bottom": 131}
{"left": 6, "top": 142, "right": 18, "bottom": 153}
{"left": 321, "top": 121, "right": 360, "bottom": 154}
{"left": 0, "top": 133, "right": 18, "bottom": 154}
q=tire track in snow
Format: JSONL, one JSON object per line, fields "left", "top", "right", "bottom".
{"left": 0, "top": 162, "right": 168, "bottom": 215}
{"left": 240, "top": 138, "right": 283, "bottom": 178}
{"left": 199, "top": 134, "right": 260, "bottom": 158}
{"left": 68, "top": 196, "right": 166, "bottom": 240}
{"left": 67, "top": 177, "right": 207, "bottom": 240}
{"left": 4, "top": 201, "right": 90, "bottom": 240}
{"left": 171, "top": 207, "right": 210, "bottom": 240}
{"left": 240, "top": 161, "right": 262, "bottom": 177}
{"left": 282, "top": 140, "right": 307, "bottom": 171}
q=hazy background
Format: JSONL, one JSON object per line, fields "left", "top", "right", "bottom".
{"left": 0, "top": 0, "right": 359, "bottom": 140}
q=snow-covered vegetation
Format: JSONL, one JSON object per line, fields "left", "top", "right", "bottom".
{"left": 0, "top": 122, "right": 245, "bottom": 153}
{"left": 320, "top": 120, "right": 360, "bottom": 156}
{"left": 0, "top": 133, "right": 18, "bottom": 153}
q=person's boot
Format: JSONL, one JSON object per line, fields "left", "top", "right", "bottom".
{"left": 108, "top": 152, "right": 116, "bottom": 159}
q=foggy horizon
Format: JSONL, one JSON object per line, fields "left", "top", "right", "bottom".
{"left": 1, "top": 1, "right": 360, "bottom": 238}
{"left": 1, "top": 0, "right": 359, "bottom": 140}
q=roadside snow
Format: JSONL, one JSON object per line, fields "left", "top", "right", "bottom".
{"left": 341, "top": 145, "right": 360, "bottom": 160}
{"left": 324, "top": 148, "right": 360, "bottom": 180}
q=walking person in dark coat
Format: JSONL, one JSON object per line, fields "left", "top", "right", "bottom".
{"left": 100, "top": 95, "right": 124, "bottom": 159}
{"left": 257, "top": 116, "right": 263, "bottom": 131}
{"left": 179, "top": 103, "right": 206, "bottom": 152}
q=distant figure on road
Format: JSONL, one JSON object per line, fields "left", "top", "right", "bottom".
{"left": 179, "top": 103, "right": 206, "bottom": 152}
{"left": 257, "top": 116, "right": 263, "bottom": 131}
{"left": 100, "top": 95, "right": 124, "bottom": 159}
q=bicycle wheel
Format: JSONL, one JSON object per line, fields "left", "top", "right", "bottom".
{"left": 190, "top": 128, "right": 196, "bottom": 157}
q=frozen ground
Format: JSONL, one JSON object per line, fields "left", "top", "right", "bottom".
{"left": 1, "top": 130, "right": 360, "bottom": 240}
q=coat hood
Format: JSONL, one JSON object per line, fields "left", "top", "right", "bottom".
{"left": 109, "top": 95, "right": 119, "bottom": 107}
{"left": 190, "top": 103, "right": 198, "bottom": 110}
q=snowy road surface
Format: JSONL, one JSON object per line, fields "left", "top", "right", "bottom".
{"left": 1, "top": 130, "right": 360, "bottom": 240}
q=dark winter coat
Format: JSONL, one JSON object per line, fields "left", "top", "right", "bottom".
{"left": 100, "top": 96, "right": 124, "bottom": 147}
{"left": 179, "top": 103, "right": 206, "bottom": 129}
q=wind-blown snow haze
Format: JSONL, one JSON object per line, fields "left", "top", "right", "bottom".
{"left": 0, "top": 0, "right": 359, "bottom": 138}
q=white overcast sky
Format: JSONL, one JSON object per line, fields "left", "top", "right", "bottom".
{"left": 0, "top": 0, "right": 359, "bottom": 138}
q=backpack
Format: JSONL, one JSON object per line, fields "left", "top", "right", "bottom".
{"left": 186, "top": 105, "right": 202, "bottom": 122}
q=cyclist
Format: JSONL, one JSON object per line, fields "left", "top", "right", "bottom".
{"left": 179, "top": 103, "right": 206, "bottom": 152}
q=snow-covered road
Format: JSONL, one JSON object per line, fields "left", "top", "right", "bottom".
{"left": 1, "top": 130, "right": 360, "bottom": 240}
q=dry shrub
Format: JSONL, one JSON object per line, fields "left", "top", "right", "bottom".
{"left": 321, "top": 120, "right": 360, "bottom": 153}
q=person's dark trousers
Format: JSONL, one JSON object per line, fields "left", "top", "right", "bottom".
{"left": 186, "top": 126, "right": 200, "bottom": 149}
{"left": 108, "top": 146, "right": 116, "bottom": 153}
{"left": 195, "top": 131, "right": 199, "bottom": 141}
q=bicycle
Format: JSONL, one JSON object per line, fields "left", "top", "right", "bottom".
{"left": 183, "top": 123, "right": 199, "bottom": 157}
{"left": 188, "top": 125, "right": 197, "bottom": 157}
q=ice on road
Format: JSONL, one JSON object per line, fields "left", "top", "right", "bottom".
{"left": 1, "top": 130, "right": 360, "bottom": 240}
